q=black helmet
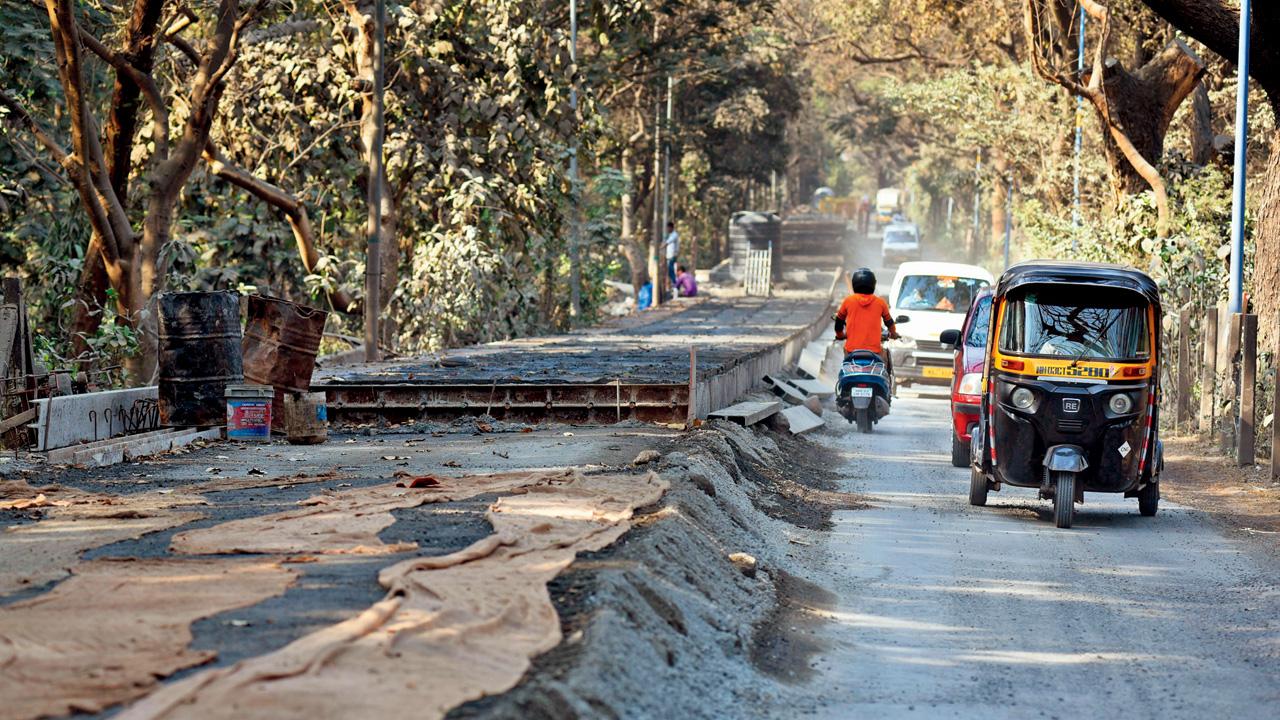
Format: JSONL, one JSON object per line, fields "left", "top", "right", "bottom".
{"left": 851, "top": 267, "right": 876, "bottom": 294}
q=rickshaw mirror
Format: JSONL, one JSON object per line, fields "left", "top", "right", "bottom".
{"left": 939, "top": 329, "right": 961, "bottom": 348}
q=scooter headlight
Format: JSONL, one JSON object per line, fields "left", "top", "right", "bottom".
{"left": 957, "top": 373, "right": 982, "bottom": 396}
{"left": 1108, "top": 393, "right": 1134, "bottom": 414}
{"left": 1010, "top": 387, "right": 1035, "bottom": 410}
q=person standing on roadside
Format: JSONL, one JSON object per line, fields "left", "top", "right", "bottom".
{"left": 663, "top": 222, "right": 679, "bottom": 292}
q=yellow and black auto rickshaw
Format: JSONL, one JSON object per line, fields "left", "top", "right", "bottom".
{"left": 967, "top": 261, "right": 1162, "bottom": 528}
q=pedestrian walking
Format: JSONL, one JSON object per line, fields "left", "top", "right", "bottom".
{"left": 663, "top": 222, "right": 679, "bottom": 291}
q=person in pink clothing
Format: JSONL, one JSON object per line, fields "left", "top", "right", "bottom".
{"left": 675, "top": 264, "right": 698, "bottom": 297}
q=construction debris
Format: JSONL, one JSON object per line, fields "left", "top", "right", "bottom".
{"left": 708, "top": 400, "right": 782, "bottom": 426}
{"left": 778, "top": 405, "right": 825, "bottom": 435}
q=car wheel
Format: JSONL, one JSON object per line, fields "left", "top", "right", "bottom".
{"left": 951, "top": 433, "right": 969, "bottom": 468}
{"left": 968, "top": 467, "right": 988, "bottom": 506}
{"left": 1138, "top": 481, "right": 1159, "bottom": 517}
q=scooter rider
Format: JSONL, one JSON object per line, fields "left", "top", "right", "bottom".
{"left": 834, "top": 268, "right": 900, "bottom": 371}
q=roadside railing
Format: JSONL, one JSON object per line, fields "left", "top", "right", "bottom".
{"left": 1166, "top": 304, "right": 1277, "bottom": 475}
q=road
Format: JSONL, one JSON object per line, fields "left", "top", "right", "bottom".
{"left": 802, "top": 393, "right": 1280, "bottom": 719}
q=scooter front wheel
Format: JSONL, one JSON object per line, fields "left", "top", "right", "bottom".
{"left": 856, "top": 407, "right": 873, "bottom": 434}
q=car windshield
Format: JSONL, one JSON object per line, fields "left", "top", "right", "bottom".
{"left": 965, "top": 294, "right": 992, "bottom": 348}
{"left": 895, "top": 275, "right": 988, "bottom": 313}
{"left": 998, "top": 286, "right": 1150, "bottom": 360}
{"left": 884, "top": 229, "right": 916, "bottom": 245}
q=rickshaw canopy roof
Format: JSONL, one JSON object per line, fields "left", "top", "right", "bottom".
{"left": 996, "top": 261, "right": 1161, "bottom": 307}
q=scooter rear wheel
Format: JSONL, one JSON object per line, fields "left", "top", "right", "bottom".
{"left": 856, "top": 408, "right": 873, "bottom": 434}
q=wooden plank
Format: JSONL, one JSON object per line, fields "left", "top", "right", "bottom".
{"left": 779, "top": 405, "right": 824, "bottom": 435}
{"left": 1221, "top": 313, "right": 1243, "bottom": 452}
{"left": 1238, "top": 313, "right": 1257, "bottom": 466}
{"left": 1176, "top": 307, "right": 1192, "bottom": 429}
{"left": 787, "top": 378, "right": 835, "bottom": 398}
{"left": 0, "top": 407, "right": 36, "bottom": 434}
{"left": 708, "top": 400, "right": 782, "bottom": 426}
{"left": 1200, "top": 308, "right": 1218, "bottom": 439}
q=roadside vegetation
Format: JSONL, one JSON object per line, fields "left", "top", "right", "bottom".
{"left": 1, "top": 1, "right": 1275, "bottom": 377}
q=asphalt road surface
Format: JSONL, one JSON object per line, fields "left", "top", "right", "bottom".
{"left": 803, "top": 393, "right": 1280, "bottom": 719}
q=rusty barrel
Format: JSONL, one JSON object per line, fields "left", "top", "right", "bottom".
{"left": 242, "top": 295, "right": 328, "bottom": 429}
{"left": 157, "top": 291, "right": 244, "bottom": 427}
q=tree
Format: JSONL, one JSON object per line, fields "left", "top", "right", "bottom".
{"left": 0, "top": 0, "right": 270, "bottom": 380}
{"left": 1025, "top": 0, "right": 1205, "bottom": 235}
{"left": 1137, "top": 1, "right": 1280, "bottom": 342}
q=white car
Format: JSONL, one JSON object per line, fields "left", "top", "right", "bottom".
{"left": 881, "top": 223, "right": 921, "bottom": 264}
{"left": 887, "top": 261, "right": 995, "bottom": 387}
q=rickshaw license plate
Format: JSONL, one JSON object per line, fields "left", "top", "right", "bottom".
{"left": 923, "top": 367, "right": 953, "bottom": 379}
{"left": 850, "top": 388, "right": 874, "bottom": 398}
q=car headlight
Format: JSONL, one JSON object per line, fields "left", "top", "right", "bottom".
{"left": 1108, "top": 393, "right": 1134, "bottom": 414}
{"left": 1011, "top": 387, "right": 1035, "bottom": 410}
{"left": 958, "top": 373, "right": 982, "bottom": 396}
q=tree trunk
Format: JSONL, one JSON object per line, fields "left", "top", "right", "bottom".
{"left": 1188, "top": 81, "right": 1215, "bottom": 165}
{"left": 1251, "top": 139, "right": 1280, "bottom": 353}
{"left": 1092, "top": 45, "right": 1204, "bottom": 200}
{"left": 619, "top": 146, "right": 649, "bottom": 301}
{"left": 989, "top": 151, "right": 1009, "bottom": 255}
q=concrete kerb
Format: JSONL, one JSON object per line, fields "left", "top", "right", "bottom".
{"left": 692, "top": 278, "right": 838, "bottom": 421}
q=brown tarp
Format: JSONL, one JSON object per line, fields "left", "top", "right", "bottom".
{"left": 118, "top": 471, "right": 667, "bottom": 720}
{"left": 0, "top": 558, "right": 297, "bottom": 720}
{"left": 0, "top": 481, "right": 205, "bottom": 594}
{"left": 169, "top": 470, "right": 572, "bottom": 556}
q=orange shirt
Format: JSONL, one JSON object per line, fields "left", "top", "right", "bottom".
{"left": 836, "top": 293, "right": 894, "bottom": 355}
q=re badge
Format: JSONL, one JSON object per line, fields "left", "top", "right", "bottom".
{"left": 1062, "top": 398, "right": 1081, "bottom": 413}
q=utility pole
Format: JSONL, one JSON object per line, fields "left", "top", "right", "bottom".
{"left": 660, "top": 75, "right": 673, "bottom": 275}
{"left": 567, "top": 0, "right": 581, "bottom": 319}
{"left": 363, "top": 0, "right": 386, "bottom": 362}
{"left": 770, "top": 170, "right": 778, "bottom": 213}
{"left": 650, "top": 96, "right": 663, "bottom": 304}
{"left": 971, "top": 149, "right": 982, "bottom": 260}
{"left": 1072, "top": 9, "right": 1086, "bottom": 250}
{"left": 1228, "top": 0, "right": 1251, "bottom": 314}
{"left": 1003, "top": 173, "right": 1014, "bottom": 269}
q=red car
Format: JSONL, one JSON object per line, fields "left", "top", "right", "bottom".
{"left": 940, "top": 287, "right": 993, "bottom": 467}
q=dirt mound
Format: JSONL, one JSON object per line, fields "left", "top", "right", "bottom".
{"left": 449, "top": 420, "right": 856, "bottom": 719}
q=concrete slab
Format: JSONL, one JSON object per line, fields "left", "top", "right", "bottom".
{"left": 788, "top": 378, "right": 835, "bottom": 398}
{"left": 779, "top": 405, "right": 824, "bottom": 435}
{"left": 46, "top": 427, "right": 221, "bottom": 467}
{"left": 708, "top": 401, "right": 782, "bottom": 426}
{"left": 764, "top": 376, "right": 809, "bottom": 405}
{"left": 32, "top": 387, "right": 159, "bottom": 451}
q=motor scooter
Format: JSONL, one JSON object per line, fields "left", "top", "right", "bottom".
{"left": 834, "top": 318, "right": 909, "bottom": 434}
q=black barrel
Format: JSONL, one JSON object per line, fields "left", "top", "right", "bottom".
{"left": 729, "top": 211, "right": 782, "bottom": 280}
{"left": 157, "top": 291, "right": 243, "bottom": 427}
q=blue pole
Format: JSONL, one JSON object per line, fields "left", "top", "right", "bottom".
{"left": 1228, "top": 0, "right": 1251, "bottom": 314}
{"left": 1072, "top": 11, "right": 1086, "bottom": 247}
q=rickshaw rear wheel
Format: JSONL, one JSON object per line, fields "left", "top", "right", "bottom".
{"left": 1052, "top": 471, "right": 1076, "bottom": 528}
{"left": 856, "top": 408, "right": 873, "bottom": 434}
{"left": 1138, "top": 481, "right": 1159, "bottom": 517}
{"left": 968, "top": 467, "right": 988, "bottom": 506}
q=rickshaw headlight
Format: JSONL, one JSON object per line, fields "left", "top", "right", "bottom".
{"left": 1109, "top": 393, "right": 1134, "bottom": 415}
{"left": 1010, "top": 387, "right": 1035, "bottom": 410}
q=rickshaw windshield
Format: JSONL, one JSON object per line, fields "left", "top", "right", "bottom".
{"left": 998, "top": 286, "right": 1150, "bottom": 361}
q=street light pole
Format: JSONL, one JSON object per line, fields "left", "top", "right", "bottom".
{"left": 567, "top": 0, "right": 581, "bottom": 319}
{"left": 1228, "top": 0, "right": 1251, "bottom": 314}
{"left": 363, "top": 0, "right": 386, "bottom": 362}
{"left": 661, "top": 75, "right": 673, "bottom": 263}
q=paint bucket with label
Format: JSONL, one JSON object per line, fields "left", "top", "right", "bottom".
{"left": 225, "top": 384, "right": 273, "bottom": 441}
{"left": 283, "top": 391, "right": 328, "bottom": 445}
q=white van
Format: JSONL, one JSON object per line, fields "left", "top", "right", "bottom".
{"left": 881, "top": 223, "right": 921, "bottom": 264}
{"left": 887, "top": 261, "right": 995, "bottom": 387}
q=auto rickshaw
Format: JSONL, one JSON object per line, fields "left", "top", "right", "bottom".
{"left": 963, "top": 261, "right": 1162, "bottom": 528}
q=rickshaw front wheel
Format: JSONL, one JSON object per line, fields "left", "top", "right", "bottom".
{"left": 1138, "top": 481, "right": 1160, "bottom": 517}
{"left": 968, "top": 467, "right": 988, "bottom": 506}
{"left": 1052, "top": 472, "right": 1076, "bottom": 528}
